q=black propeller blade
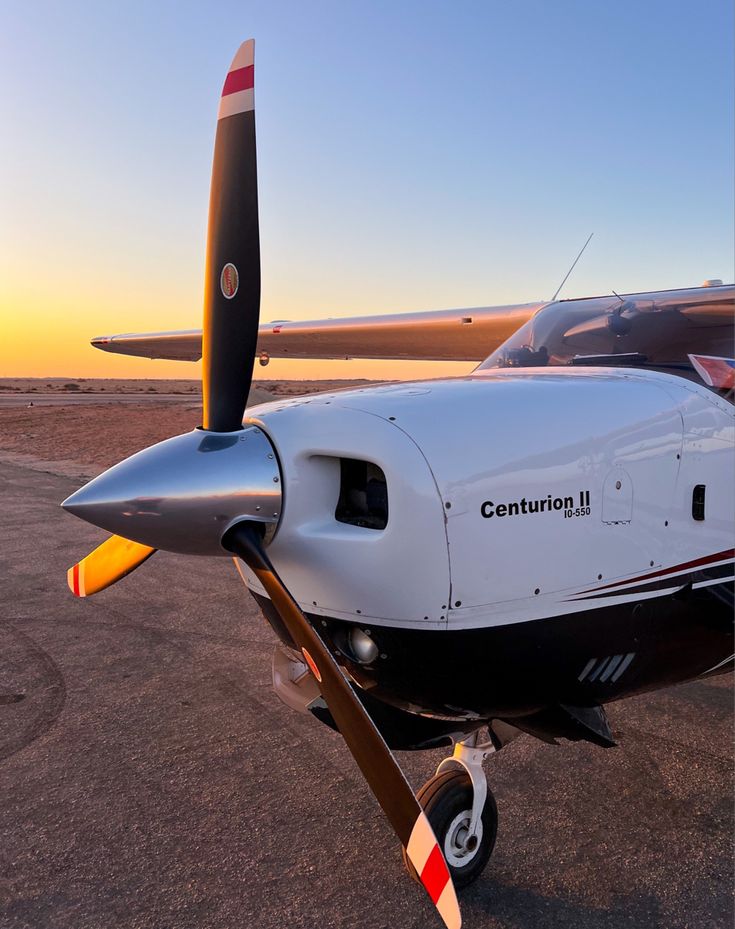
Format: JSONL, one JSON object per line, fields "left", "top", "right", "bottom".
{"left": 202, "top": 39, "right": 261, "bottom": 433}
{"left": 223, "top": 521, "right": 461, "bottom": 929}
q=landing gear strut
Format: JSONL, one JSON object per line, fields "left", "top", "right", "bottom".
{"left": 403, "top": 729, "right": 502, "bottom": 888}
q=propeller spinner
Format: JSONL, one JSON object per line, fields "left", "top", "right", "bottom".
{"left": 61, "top": 40, "right": 461, "bottom": 929}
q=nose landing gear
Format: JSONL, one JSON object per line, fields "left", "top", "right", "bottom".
{"left": 403, "top": 730, "right": 501, "bottom": 888}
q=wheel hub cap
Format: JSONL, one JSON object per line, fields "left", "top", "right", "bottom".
{"left": 444, "top": 810, "right": 483, "bottom": 867}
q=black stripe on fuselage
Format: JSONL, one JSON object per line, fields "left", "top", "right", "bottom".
{"left": 567, "top": 561, "right": 735, "bottom": 601}
{"left": 575, "top": 548, "right": 735, "bottom": 596}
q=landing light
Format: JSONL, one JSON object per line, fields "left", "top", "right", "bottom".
{"left": 348, "top": 627, "right": 379, "bottom": 664}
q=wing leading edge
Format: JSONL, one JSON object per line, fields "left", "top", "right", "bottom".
{"left": 90, "top": 302, "right": 544, "bottom": 363}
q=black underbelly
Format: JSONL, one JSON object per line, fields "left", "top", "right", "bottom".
{"left": 251, "top": 582, "right": 733, "bottom": 720}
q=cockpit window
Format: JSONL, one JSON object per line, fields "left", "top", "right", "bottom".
{"left": 476, "top": 291, "right": 734, "bottom": 402}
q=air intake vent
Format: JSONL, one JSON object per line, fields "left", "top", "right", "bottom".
{"left": 692, "top": 484, "right": 706, "bottom": 521}
{"left": 335, "top": 458, "right": 388, "bottom": 530}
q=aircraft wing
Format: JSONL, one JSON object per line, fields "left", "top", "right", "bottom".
{"left": 91, "top": 302, "right": 544, "bottom": 363}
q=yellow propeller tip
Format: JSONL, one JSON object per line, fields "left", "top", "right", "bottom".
{"left": 67, "top": 563, "right": 85, "bottom": 597}
{"left": 66, "top": 535, "right": 155, "bottom": 598}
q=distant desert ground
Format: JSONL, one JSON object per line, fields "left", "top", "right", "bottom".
{"left": 0, "top": 377, "right": 377, "bottom": 480}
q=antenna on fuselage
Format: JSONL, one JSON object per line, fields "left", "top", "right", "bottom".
{"left": 550, "top": 232, "right": 594, "bottom": 302}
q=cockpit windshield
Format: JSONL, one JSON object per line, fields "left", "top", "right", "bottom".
{"left": 476, "top": 285, "right": 734, "bottom": 400}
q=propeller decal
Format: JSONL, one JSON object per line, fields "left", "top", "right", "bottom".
{"left": 220, "top": 262, "right": 239, "bottom": 299}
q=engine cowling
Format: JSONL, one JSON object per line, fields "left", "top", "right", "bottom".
{"left": 241, "top": 368, "right": 734, "bottom": 631}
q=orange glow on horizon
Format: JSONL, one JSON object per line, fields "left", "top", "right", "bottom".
{"left": 0, "top": 262, "right": 476, "bottom": 382}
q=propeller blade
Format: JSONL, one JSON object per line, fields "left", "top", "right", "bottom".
{"left": 67, "top": 534, "right": 156, "bottom": 598}
{"left": 201, "top": 39, "right": 261, "bottom": 433}
{"left": 224, "top": 522, "right": 461, "bottom": 929}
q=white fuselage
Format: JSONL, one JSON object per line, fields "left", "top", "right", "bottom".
{"left": 241, "top": 368, "right": 735, "bottom": 633}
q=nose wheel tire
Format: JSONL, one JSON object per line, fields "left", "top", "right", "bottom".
{"left": 402, "top": 768, "right": 498, "bottom": 889}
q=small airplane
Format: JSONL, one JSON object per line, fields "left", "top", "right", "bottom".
{"left": 62, "top": 40, "right": 735, "bottom": 929}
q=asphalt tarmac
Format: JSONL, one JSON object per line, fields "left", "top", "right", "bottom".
{"left": 0, "top": 393, "right": 198, "bottom": 407}
{"left": 1, "top": 460, "right": 732, "bottom": 929}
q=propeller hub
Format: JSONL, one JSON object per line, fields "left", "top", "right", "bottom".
{"left": 62, "top": 426, "right": 281, "bottom": 555}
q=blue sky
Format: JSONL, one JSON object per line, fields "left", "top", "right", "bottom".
{"left": 1, "top": 0, "right": 732, "bottom": 378}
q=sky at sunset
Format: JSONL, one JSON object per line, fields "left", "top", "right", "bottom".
{"left": 1, "top": 0, "right": 733, "bottom": 381}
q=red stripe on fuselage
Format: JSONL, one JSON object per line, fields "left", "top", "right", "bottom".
{"left": 420, "top": 843, "right": 450, "bottom": 905}
{"left": 72, "top": 563, "right": 80, "bottom": 596}
{"left": 578, "top": 548, "right": 735, "bottom": 595}
{"left": 222, "top": 65, "right": 254, "bottom": 97}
